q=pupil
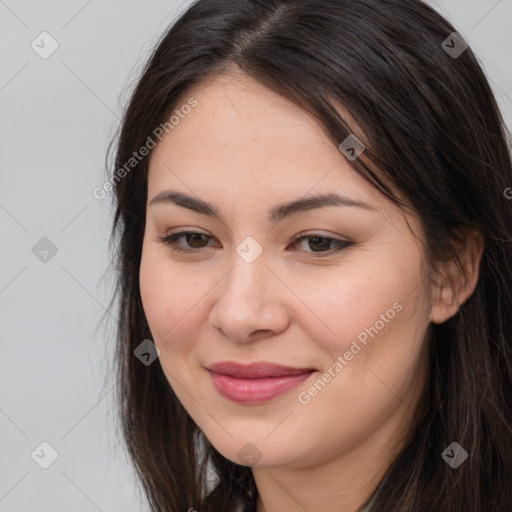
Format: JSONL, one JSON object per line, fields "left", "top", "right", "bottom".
{"left": 310, "top": 237, "right": 330, "bottom": 252}
{"left": 188, "top": 233, "right": 207, "bottom": 248}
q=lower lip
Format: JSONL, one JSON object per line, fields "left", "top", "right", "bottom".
{"left": 208, "top": 370, "right": 315, "bottom": 404}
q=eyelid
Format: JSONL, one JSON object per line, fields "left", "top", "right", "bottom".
{"left": 294, "top": 229, "right": 348, "bottom": 241}
{"left": 157, "top": 229, "right": 352, "bottom": 257}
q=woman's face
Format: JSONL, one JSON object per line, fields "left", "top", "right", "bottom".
{"left": 139, "top": 71, "right": 436, "bottom": 470}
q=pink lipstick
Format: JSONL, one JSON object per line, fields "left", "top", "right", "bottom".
{"left": 206, "top": 361, "right": 316, "bottom": 404}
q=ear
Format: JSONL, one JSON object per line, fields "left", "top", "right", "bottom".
{"left": 430, "top": 228, "right": 485, "bottom": 324}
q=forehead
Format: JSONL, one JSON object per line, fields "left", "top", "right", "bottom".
{"left": 165, "top": 72, "right": 333, "bottom": 158}
{"left": 144, "top": 72, "right": 424, "bottom": 242}
{"left": 148, "top": 72, "right": 373, "bottom": 197}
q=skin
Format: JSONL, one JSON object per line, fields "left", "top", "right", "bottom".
{"left": 139, "top": 70, "right": 483, "bottom": 512}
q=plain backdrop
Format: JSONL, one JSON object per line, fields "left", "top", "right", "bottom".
{"left": 1, "top": 1, "right": 511, "bottom": 510}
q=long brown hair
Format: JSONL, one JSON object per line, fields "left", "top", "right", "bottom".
{"left": 104, "top": 0, "right": 512, "bottom": 510}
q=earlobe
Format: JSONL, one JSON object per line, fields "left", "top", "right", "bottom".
{"left": 430, "top": 282, "right": 457, "bottom": 324}
{"left": 429, "top": 229, "right": 484, "bottom": 324}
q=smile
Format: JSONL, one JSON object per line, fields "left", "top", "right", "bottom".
{"left": 206, "top": 361, "right": 317, "bottom": 404}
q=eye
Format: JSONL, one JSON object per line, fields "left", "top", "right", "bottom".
{"left": 157, "top": 230, "right": 352, "bottom": 257}
{"left": 290, "top": 232, "right": 352, "bottom": 257}
{"left": 157, "top": 230, "right": 217, "bottom": 253}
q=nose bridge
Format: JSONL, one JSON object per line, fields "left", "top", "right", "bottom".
{"left": 209, "top": 242, "right": 289, "bottom": 340}
{"left": 224, "top": 244, "right": 271, "bottom": 303}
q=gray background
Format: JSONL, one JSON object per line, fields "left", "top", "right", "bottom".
{"left": 0, "top": 1, "right": 511, "bottom": 510}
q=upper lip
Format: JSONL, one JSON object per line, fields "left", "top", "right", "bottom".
{"left": 206, "top": 361, "right": 316, "bottom": 379}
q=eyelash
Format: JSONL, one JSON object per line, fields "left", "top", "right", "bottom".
{"left": 156, "top": 230, "right": 352, "bottom": 257}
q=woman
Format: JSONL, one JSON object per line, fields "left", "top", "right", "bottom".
{"left": 106, "top": 0, "right": 512, "bottom": 510}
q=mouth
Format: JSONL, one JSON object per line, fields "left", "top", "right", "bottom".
{"left": 205, "top": 361, "right": 317, "bottom": 404}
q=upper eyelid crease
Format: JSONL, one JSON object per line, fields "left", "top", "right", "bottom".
{"left": 148, "top": 190, "right": 377, "bottom": 224}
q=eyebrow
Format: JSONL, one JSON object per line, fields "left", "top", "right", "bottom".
{"left": 149, "top": 190, "right": 376, "bottom": 223}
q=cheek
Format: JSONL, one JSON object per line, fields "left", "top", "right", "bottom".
{"left": 291, "top": 275, "right": 429, "bottom": 461}
{"left": 301, "top": 256, "right": 424, "bottom": 362}
{"left": 139, "top": 249, "right": 213, "bottom": 408}
{"left": 139, "top": 248, "right": 205, "bottom": 349}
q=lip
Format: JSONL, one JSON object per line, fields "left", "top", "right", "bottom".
{"left": 206, "top": 361, "right": 316, "bottom": 404}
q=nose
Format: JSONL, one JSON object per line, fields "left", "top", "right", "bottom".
{"left": 209, "top": 251, "right": 290, "bottom": 342}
